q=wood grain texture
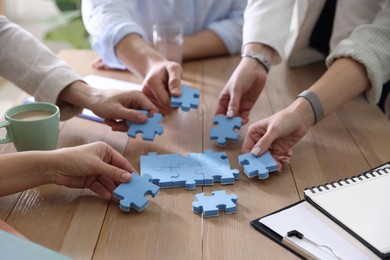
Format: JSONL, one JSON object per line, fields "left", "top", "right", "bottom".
{"left": 0, "top": 50, "right": 389, "bottom": 260}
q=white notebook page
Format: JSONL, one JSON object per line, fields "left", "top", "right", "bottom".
{"left": 304, "top": 164, "right": 390, "bottom": 254}
{"left": 259, "top": 201, "right": 378, "bottom": 259}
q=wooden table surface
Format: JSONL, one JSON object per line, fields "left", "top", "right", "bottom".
{"left": 1, "top": 49, "right": 389, "bottom": 260}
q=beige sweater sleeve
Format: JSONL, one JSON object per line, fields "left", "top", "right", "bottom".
{"left": 0, "top": 16, "right": 83, "bottom": 120}
{"left": 326, "top": 2, "right": 390, "bottom": 106}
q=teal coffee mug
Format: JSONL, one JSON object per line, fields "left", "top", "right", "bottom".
{"left": 0, "top": 102, "right": 60, "bottom": 151}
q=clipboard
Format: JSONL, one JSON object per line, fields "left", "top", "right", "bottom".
{"left": 303, "top": 162, "right": 390, "bottom": 259}
{"left": 250, "top": 161, "right": 390, "bottom": 259}
{"left": 250, "top": 201, "right": 308, "bottom": 259}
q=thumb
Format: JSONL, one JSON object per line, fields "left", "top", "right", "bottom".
{"left": 167, "top": 65, "right": 182, "bottom": 97}
{"left": 251, "top": 130, "right": 276, "bottom": 157}
{"left": 94, "top": 162, "right": 133, "bottom": 183}
{"left": 226, "top": 90, "right": 241, "bottom": 118}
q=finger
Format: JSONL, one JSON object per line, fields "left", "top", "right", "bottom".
{"left": 167, "top": 64, "right": 182, "bottom": 96}
{"left": 89, "top": 180, "right": 113, "bottom": 200}
{"left": 251, "top": 130, "right": 276, "bottom": 157}
{"left": 240, "top": 110, "right": 250, "bottom": 125}
{"left": 274, "top": 154, "right": 291, "bottom": 165}
{"left": 119, "top": 109, "right": 149, "bottom": 123}
{"left": 215, "top": 92, "right": 230, "bottom": 115}
{"left": 102, "top": 143, "right": 136, "bottom": 174}
{"left": 148, "top": 82, "right": 171, "bottom": 110}
{"left": 131, "top": 91, "right": 160, "bottom": 113}
{"left": 104, "top": 119, "right": 129, "bottom": 132}
{"left": 226, "top": 88, "right": 242, "bottom": 118}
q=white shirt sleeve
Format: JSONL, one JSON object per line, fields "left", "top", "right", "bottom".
{"left": 243, "top": 0, "right": 296, "bottom": 63}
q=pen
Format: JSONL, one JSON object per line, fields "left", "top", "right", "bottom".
{"left": 282, "top": 231, "right": 318, "bottom": 260}
{"left": 283, "top": 230, "right": 342, "bottom": 260}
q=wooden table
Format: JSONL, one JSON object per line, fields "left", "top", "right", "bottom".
{"left": 1, "top": 50, "right": 390, "bottom": 259}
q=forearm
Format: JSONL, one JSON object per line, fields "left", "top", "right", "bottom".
{"left": 296, "top": 58, "right": 370, "bottom": 125}
{"left": 57, "top": 80, "right": 100, "bottom": 111}
{"left": 183, "top": 30, "right": 228, "bottom": 60}
{"left": 242, "top": 42, "right": 279, "bottom": 65}
{"left": 115, "top": 34, "right": 165, "bottom": 78}
{"left": 0, "top": 152, "right": 54, "bottom": 196}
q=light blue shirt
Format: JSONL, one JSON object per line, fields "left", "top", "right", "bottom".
{"left": 82, "top": 0, "right": 246, "bottom": 69}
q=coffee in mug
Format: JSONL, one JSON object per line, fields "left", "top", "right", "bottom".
{"left": 12, "top": 110, "right": 54, "bottom": 120}
{"left": 0, "top": 102, "right": 60, "bottom": 151}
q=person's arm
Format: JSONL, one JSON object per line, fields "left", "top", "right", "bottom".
{"left": 0, "top": 142, "right": 133, "bottom": 199}
{"left": 0, "top": 220, "right": 25, "bottom": 238}
{"left": 243, "top": 3, "right": 390, "bottom": 165}
{"left": 182, "top": 0, "right": 246, "bottom": 59}
{"left": 57, "top": 79, "right": 159, "bottom": 131}
{"left": 0, "top": 16, "right": 82, "bottom": 119}
{"left": 243, "top": 0, "right": 296, "bottom": 63}
{"left": 242, "top": 57, "right": 370, "bottom": 166}
{"left": 182, "top": 30, "right": 228, "bottom": 60}
{"left": 81, "top": 0, "right": 147, "bottom": 70}
{"left": 114, "top": 34, "right": 182, "bottom": 114}
{"left": 215, "top": 0, "right": 295, "bottom": 123}
{"left": 82, "top": 1, "right": 182, "bottom": 113}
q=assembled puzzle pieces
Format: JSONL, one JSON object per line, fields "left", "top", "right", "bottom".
{"left": 189, "top": 150, "right": 239, "bottom": 185}
{"left": 210, "top": 115, "right": 241, "bottom": 146}
{"left": 140, "top": 150, "right": 239, "bottom": 190}
{"left": 126, "top": 110, "right": 164, "bottom": 141}
{"left": 113, "top": 173, "right": 160, "bottom": 212}
{"left": 170, "top": 84, "right": 200, "bottom": 111}
{"left": 238, "top": 151, "right": 279, "bottom": 179}
{"left": 192, "top": 190, "right": 238, "bottom": 217}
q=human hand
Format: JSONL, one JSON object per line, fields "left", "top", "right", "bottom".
{"left": 142, "top": 60, "right": 182, "bottom": 115}
{"left": 51, "top": 142, "right": 135, "bottom": 200}
{"left": 216, "top": 58, "right": 267, "bottom": 125}
{"left": 242, "top": 99, "right": 314, "bottom": 167}
{"left": 87, "top": 89, "right": 159, "bottom": 132}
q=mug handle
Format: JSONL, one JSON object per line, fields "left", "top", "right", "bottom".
{"left": 0, "top": 120, "right": 13, "bottom": 144}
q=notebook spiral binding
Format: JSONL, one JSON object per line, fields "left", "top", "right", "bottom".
{"left": 304, "top": 164, "right": 390, "bottom": 194}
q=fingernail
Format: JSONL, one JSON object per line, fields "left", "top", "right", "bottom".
{"left": 282, "top": 159, "right": 290, "bottom": 164}
{"left": 251, "top": 147, "right": 262, "bottom": 156}
{"left": 227, "top": 109, "right": 234, "bottom": 118}
{"left": 171, "top": 87, "right": 181, "bottom": 96}
{"left": 120, "top": 172, "right": 131, "bottom": 182}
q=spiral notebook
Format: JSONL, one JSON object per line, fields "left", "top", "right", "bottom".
{"left": 251, "top": 161, "right": 390, "bottom": 259}
{"left": 304, "top": 162, "right": 390, "bottom": 259}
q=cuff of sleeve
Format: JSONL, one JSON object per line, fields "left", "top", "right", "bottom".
{"left": 207, "top": 21, "right": 243, "bottom": 55}
{"left": 92, "top": 23, "right": 147, "bottom": 69}
{"left": 326, "top": 39, "right": 383, "bottom": 104}
{"left": 34, "top": 66, "right": 83, "bottom": 120}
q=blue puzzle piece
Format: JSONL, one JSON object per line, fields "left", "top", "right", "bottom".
{"left": 197, "top": 165, "right": 239, "bottom": 185}
{"left": 141, "top": 167, "right": 176, "bottom": 188}
{"left": 140, "top": 151, "right": 239, "bottom": 190}
{"left": 192, "top": 190, "right": 238, "bottom": 217}
{"left": 190, "top": 150, "right": 239, "bottom": 185}
{"left": 113, "top": 173, "right": 160, "bottom": 212}
{"left": 238, "top": 151, "right": 279, "bottom": 179}
{"left": 140, "top": 152, "right": 200, "bottom": 188}
{"left": 170, "top": 167, "right": 204, "bottom": 190}
{"left": 126, "top": 110, "right": 164, "bottom": 141}
{"left": 170, "top": 84, "right": 200, "bottom": 111}
{"left": 189, "top": 150, "right": 230, "bottom": 167}
{"left": 210, "top": 115, "right": 241, "bottom": 146}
